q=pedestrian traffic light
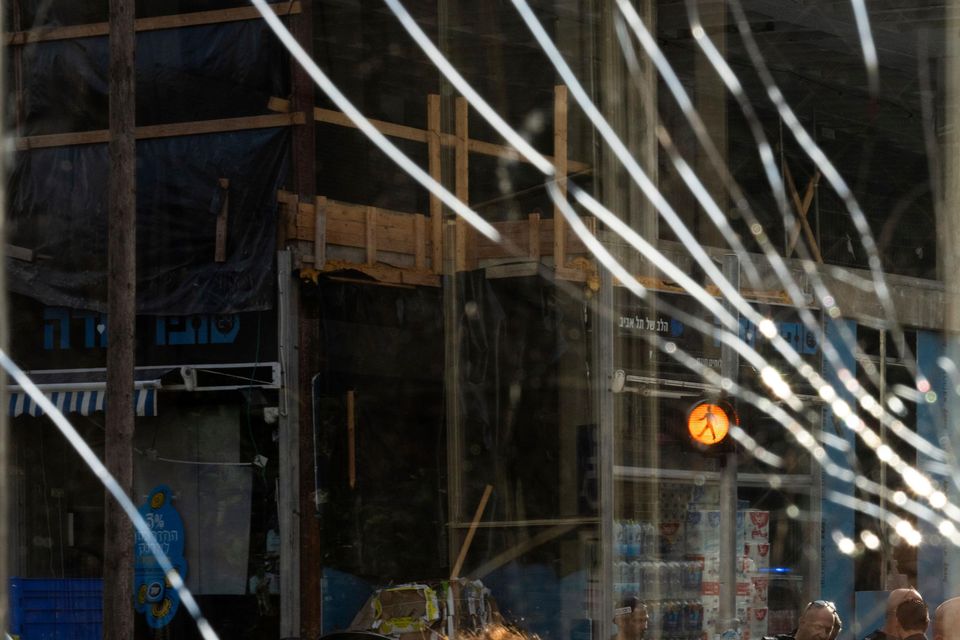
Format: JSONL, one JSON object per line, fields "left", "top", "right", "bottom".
{"left": 686, "top": 400, "right": 737, "bottom": 450}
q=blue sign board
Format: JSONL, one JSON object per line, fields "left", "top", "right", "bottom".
{"left": 134, "top": 485, "right": 187, "bottom": 629}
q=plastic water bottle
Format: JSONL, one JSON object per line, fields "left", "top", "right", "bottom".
{"left": 684, "top": 600, "right": 704, "bottom": 634}
{"left": 627, "top": 521, "right": 642, "bottom": 559}
{"left": 663, "top": 601, "right": 682, "bottom": 636}
{"left": 614, "top": 520, "right": 625, "bottom": 559}
{"left": 615, "top": 560, "right": 629, "bottom": 596}
{"left": 629, "top": 560, "right": 643, "bottom": 595}
{"left": 642, "top": 522, "right": 657, "bottom": 558}
{"left": 642, "top": 561, "right": 656, "bottom": 594}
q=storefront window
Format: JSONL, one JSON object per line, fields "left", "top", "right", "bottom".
{"left": 2, "top": 1, "right": 959, "bottom": 640}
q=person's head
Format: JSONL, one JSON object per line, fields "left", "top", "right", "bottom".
{"left": 934, "top": 597, "right": 960, "bottom": 640}
{"left": 795, "top": 600, "right": 842, "bottom": 640}
{"left": 885, "top": 590, "right": 924, "bottom": 632}
{"left": 896, "top": 597, "right": 929, "bottom": 637}
{"left": 613, "top": 596, "right": 649, "bottom": 640}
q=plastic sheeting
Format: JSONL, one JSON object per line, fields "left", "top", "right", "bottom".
{"left": 19, "top": 21, "right": 287, "bottom": 135}
{"left": 7, "top": 16, "right": 291, "bottom": 314}
{"left": 7, "top": 128, "right": 289, "bottom": 314}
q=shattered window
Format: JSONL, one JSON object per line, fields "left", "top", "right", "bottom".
{"left": 1, "top": 1, "right": 958, "bottom": 640}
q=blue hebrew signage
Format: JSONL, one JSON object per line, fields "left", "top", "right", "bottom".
{"left": 134, "top": 485, "right": 187, "bottom": 629}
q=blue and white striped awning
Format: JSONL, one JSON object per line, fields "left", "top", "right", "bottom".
{"left": 7, "top": 387, "right": 158, "bottom": 418}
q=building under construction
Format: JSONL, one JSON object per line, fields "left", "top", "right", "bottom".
{"left": 2, "top": 1, "right": 957, "bottom": 639}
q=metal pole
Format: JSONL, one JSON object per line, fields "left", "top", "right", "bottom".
{"left": 596, "top": 269, "right": 615, "bottom": 640}
{"left": 718, "top": 254, "right": 740, "bottom": 640}
{"left": 878, "top": 330, "right": 889, "bottom": 588}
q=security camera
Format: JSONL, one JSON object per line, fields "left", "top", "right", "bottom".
{"left": 180, "top": 367, "right": 197, "bottom": 391}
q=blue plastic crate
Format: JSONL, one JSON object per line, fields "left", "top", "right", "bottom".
{"left": 9, "top": 578, "right": 103, "bottom": 640}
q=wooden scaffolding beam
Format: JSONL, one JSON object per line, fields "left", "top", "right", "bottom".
{"left": 4, "top": 2, "right": 302, "bottom": 46}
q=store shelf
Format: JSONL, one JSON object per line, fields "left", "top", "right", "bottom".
{"left": 614, "top": 465, "right": 813, "bottom": 489}
{"left": 448, "top": 517, "right": 599, "bottom": 529}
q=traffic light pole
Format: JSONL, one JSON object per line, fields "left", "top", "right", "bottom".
{"left": 718, "top": 254, "right": 740, "bottom": 640}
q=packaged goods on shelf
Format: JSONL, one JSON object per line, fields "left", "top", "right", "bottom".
{"left": 743, "top": 511, "right": 770, "bottom": 543}
{"left": 743, "top": 543, "right": 770, "bottom": 569}
{"left": 686, "top": 510, "right": 746, "bottom": 555}
{"left": 659, "top": 520, "right": 685, "bottom": 559}
{"left": 749, "top": 607, "right": 769, "bottom": 640}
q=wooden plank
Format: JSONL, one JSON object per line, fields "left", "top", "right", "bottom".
{"left": 485, "top": 262, "right": 540, "bottom": 280}
{"left": 315, "top": 106, "right": 428, "bottom": 143}
{"left": 528, "top": 213, "right": 541, "bottom": 261}
{"left": 799, "top": 207, "right": 824, "bottom": 263}
{"left": 312, "top": 101, "right": 590, "bottom": 174}
{"left": 16, "top": 112, "right": 305, "bottom": 151}
{"left": 784, "top": 166, "right": 820, "bottom": 257}
{"left": 427, "top": 94, "right": 443, "bottom": 274}
{"left": 555, "top": 266, "right": 589, "bottom": 283}
{"left": 291, "top": 197, "right": 421, "bottom": 254}
{"left": 314, "top": 196, "right": 327, "bottom": 268}
{"left": 287, "top": 192, "right": 597, "bottom": 265}
{"left": 268, "top": 96, "right": 291, "bottom": 113}
{"left": 553, "top": 85, "right": 568, "bottom": 271}
{"left": 327, "top": 203, "right": 417, "bottom": 253}
{"left": 414, "top": 214, "right": 426, "bottom": 271}
{"left": 285, "top": 194, "right": 299, "bottom": 244}
{"left": 5, "top": 243, "right": 34, "bottom": 262}
{"left": 320, "top": 259, "right": 440, "bottom": 287}
{"left": 455, "top": 97, "right": 469, "bottom": 272}
{"left": 474, "top": 218, "right": 590, "bottom": 260}
{"left": 365, "top": 206, "right": 377, "bottom": 265}
{"left": 465, "top": 137, "right": 589, "bottom": 173}
{"left": 5, "top": 2, "right": 302, "bottom": 45}
{"left": 214, "top": 178, "right": 229, "bottom": 262}
{"left": 401, "top": 270, "right": 441, "bottom": 287}
{"left": 450, "top": 484, "right": 494, "bottom": 579}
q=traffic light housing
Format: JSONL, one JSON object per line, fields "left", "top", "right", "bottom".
{"left": 686, "top": 399, "right": 738, "bottom": 453}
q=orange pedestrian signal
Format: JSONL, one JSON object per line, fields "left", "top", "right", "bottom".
{"left": 687, "top": 401, "right": 734, "bottom": 446}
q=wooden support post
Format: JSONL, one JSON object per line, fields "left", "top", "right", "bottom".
{"left": 414, "top": 213, "right": 427, "bottom": 270}
{"left": 279, "top": 192, "right": 298, "bottom": 247}
{"left": 290, "top": 1, "right": 316, "bottom": 633}
{"left": 104, "top": 0, "right": 135, "bottom": 636}
{"left": 455, "top": 96, "right": 470, "bottom": 272}
{"left": 529, "top": 213, "right": 541, "bottom": 261}
{"left": 428, "top": 94, "right": 443, "bottom": 273}
{"left": 11, "top": 0, "right": 24, "bottom": 133}
{"left": 365, "top": 206, "right": 377, "bottom": 265}
{"left": 347, "top": 390, "right": 356, "bottom": 489}
{"left": 314, "top": 195, "right": 327, "bottom": 268}
{"left": 783, "top": 165, "right": 824, "bottom": 263}
{"left": 214, "top": 178, "right": 230, "bottom": 262}
{"left": 450, "top": 484, "right": 493, "bottom": 579}
{"left": 554, "top": 85, "right": 569, "bottom": 270}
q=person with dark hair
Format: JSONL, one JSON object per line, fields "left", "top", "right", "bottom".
{"left": 764, "top": 600, "right": 843, "bottom": 640}
{"left": 613, "top": 596, "right": 649, "bottom": 640}
{"left": 896, "top": 598, "right": 930, "bottom": 640}
{"left": 864, "top": 589, "right": 924, "bottom": 640}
